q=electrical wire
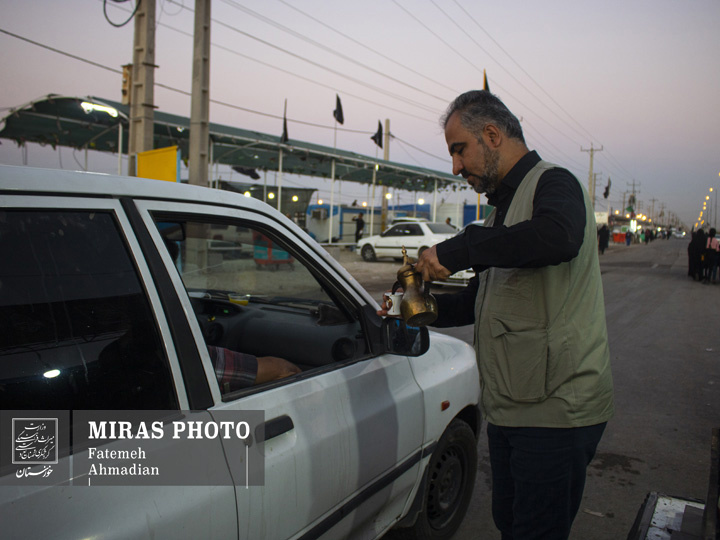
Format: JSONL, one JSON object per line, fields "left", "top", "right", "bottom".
{"left": 219, "top": 0, "right": 449, "bottom": 105}
{"left": 103, "top": 0, "right": 140, "bottom": 28}
{"left": 275, "top": 0, "right": 460, "bottom": 96}
{"left": 0, "top": 28, "right": 122, "bottom": 75}
{"left": 157, "top": 21, "right": 436, "bottom": 124}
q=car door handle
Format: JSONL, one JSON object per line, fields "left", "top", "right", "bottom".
{"left": 255, "top": 415, "right": 294, "bottom": 443}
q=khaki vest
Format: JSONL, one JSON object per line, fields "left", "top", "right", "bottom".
{"left": 474, "top": 160, "right": 614, "bottom": 427}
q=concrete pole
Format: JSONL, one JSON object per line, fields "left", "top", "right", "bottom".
{"left": 188, "top": 0, "right": 211, "bottom": 186}
{"left": 127, "top": 0, "right": 156, "bottom": 176}
{"left": 581, "top": 144, "right": 603, "bottom": 211}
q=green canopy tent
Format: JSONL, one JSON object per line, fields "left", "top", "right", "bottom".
{"left": 0, "top": 94, "right": 463, "bottom": 237}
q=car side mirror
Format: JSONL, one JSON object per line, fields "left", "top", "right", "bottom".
{"left": 360, "top": 305, "right": 430, "bottom": 357}
{"left": 383, "top": 318, "right": 429, "bottom": 356}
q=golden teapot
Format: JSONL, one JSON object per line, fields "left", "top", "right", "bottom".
{"left": 392, "top": 246, "right": 438, "bottom": 326}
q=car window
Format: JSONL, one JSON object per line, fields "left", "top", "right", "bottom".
{"left": 0, "top": 210, "right": 178, "bottom": 410}
{"left": 406, "top": 224, "right": 423, "bottom": 236}
{"left": 427, "top": 223, "right": 457, "bottom": 234}
{"left": 382, "top": 224, "right": 404, "bottom": 237}
{"left": 154, "top": 216, "right": 368, "bottom": 401}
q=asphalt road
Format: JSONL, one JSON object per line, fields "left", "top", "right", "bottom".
{"left": 336, "top": 237, "right": 720, "bottom": 539}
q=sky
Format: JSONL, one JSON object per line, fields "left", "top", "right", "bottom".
{"left": 1, "top": 0, "right": 719, "bottom": 228}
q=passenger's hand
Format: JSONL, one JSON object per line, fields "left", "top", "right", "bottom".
{"left": 255, "top": 356, "right": 301, "bottom": 383}
{"left": 414, "top": 245, "right": 451, "bottom": 282}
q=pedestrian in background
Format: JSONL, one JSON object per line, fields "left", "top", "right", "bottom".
{"left": 689, "top": 228, "right": 706, "bottom": 281}
{"left": 352, "top": 212, "right": 365, "bottom": 244}
{"left": 598, "top": 224, "right": 610, "bottom": 255}
{"left": 403, "top": 90, "right": 614, "bottom": 540}
{"left": 703, "top": 228, "right": 719, "bottom": 284}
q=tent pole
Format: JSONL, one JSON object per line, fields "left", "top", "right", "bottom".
{"left": 117, "top": 122, "right": 123, "bottom": 175}
{"left": 328, "top": 159, "right": 336, "bottom": 243}
{"left": 278, "top": 148, "right": 284, "bottom": 213}
{"left": 370, "top": 165, "right": 377, "bottom": 237}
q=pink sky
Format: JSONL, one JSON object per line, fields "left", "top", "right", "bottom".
{"left": 1, "top": 0, "right": 718, "bottom": 227}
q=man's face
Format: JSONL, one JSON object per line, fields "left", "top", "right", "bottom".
{"left": 445, "top": 112, "right": 501, "bottom": 195}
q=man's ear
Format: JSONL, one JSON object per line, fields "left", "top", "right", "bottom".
{"left": 483, "top": 124, "right": 502, "bottom": 148}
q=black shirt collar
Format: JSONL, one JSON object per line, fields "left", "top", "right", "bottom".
{"left": 487, "top": 150, "right": 541, "bottom": 207}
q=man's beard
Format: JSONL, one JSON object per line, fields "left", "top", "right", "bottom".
{"left": 469, "top": 142, "right": 501, "bottom": 195}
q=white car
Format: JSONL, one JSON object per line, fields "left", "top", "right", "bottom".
{"left": 0, "top": 165, "right": 481, "bottom": 540}
{"left": 358, "top": 221, "right": 457, "bottom": 262}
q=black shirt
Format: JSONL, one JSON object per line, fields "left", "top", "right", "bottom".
{"left": 432, "top": 151, "right": 587, "bottom": 328}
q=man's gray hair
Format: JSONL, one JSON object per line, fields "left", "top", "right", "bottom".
{"left": 441, "top": 90, "right": 525, "bottom": 144}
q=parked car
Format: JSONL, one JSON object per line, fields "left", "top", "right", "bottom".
{"left": 358, "top": 221, "right": 457, "bottom": 262}
{"left": 0, "top": 165, "right": 481, "bottom": 540}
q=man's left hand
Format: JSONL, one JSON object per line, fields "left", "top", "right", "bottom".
{"left": 415, "top": 245, "right": 452, "bottom": 282}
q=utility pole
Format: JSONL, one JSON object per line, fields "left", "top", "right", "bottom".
{"left": 648, "top": 198, "right": 657, "bottom": 223}
{"left": 627, "top": 179, "right": 640, "bottom": 217}
{"left": 581, "top": 143, "right": 603, "bottom": 210}
{"left": 127, "top": 0, "right": 156, "bottom": 176}
{"left": 188, "top": 0, "right": 211, "bottom": 187}
{"left": 593, "top": 172, "right": 602, "bottom": 210}
{"left": 380, "top": 118, "right": 390, "bottom": 231}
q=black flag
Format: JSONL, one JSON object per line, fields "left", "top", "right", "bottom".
{"left": 333, "top": 94, "right": 344, "bottom": 125}
{"left": 280, "top": 99, "right": 289, "bottom": 143}
{"left": 371, "top": 121, "right": 383, "bottom": 148}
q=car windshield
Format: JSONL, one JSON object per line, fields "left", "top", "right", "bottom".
{"left": 427, "top": 223, "right": 457, "bottom": 234}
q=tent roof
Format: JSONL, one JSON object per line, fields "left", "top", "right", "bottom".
{"left": 0, "top": 94, "right": 461, "bottom": 192}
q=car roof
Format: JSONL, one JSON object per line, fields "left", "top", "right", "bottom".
{"left": 0, "top": 164, "right": 274, "bottom": 215}
{"left": 391, "top": 217, "right": 428, "bottom": 223}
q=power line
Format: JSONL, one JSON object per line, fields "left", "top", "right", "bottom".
{"left": 219, "top": 0, "right": 449, "bottom": 105}
{"left": 452, "top": 0, "right": 596, "bottom": 144}
{"left": 0, "top": 25, "right": 445, "bottom": 171}
{"left": 172, "top": 2, "right": 442, "bottom": 116}
{"left": 430, "top": 0, "right": 591, "bottom": 145}
{"left": 157, "top": 21, "right": 437, "bottom": 124}
{"left": 275, "top": 0, "right": 459, "bottom": 96}
{"left": 0, "top": 28, "right": 122, "bottom": 75}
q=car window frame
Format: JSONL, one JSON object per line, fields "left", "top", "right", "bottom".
{"left": 134, "top": 199, "right": 377, "bottom": 406}
{"left": 0, "top": 194, "right": 191, "bottom": 409}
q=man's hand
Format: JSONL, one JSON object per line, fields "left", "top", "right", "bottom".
{"left": 415, "top": 245, "right": 452, "bottom": 282}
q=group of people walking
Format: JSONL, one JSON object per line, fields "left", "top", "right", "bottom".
{"left": 688, "top": 227, "right": 720, "bottom": 283}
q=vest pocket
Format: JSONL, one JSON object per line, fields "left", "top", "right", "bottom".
{"left": 489, "top": 317, "right": 548, "bottom": 403}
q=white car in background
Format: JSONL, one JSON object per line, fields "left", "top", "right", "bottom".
{"left": 358, "top": 221, "right": 457, "bottom": 262}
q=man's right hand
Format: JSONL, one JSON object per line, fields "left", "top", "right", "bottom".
{"left": 415, "top": 245, "right": 452, "bottom": 283}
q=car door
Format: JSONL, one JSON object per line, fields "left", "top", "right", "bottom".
{"left": 136, "top": 200, "right": 425, "bottom": 540}
{"left": 0, "top": 194, "right": 237, "bottom": 539}
{"left": 375, "top": 224, "right": 406, "bottom": 258}
{"left": 402, "top": 223, "right": 425, "bottom": 255}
